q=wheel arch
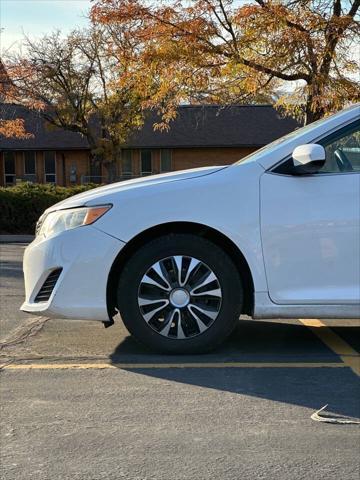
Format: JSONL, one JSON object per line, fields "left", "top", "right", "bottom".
{"left": 106, "top": 221, "right": 255, "bottom": 320}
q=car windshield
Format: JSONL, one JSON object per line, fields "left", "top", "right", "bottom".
{"left": 234, "top": 106, "right": 357, "bottom": 165}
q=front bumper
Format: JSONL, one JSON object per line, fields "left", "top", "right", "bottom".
{"left": 21, "top": 226, "right": 125, "bottom": 321}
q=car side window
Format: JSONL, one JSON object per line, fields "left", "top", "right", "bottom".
{"left": 318, "top": 120, "right": 360, "bottom": 173}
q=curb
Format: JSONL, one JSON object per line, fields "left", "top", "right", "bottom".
{"left": 0, "top": 235, "right": 35, "bottom": 243}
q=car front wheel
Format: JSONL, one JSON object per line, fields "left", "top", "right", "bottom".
{"left": 117, "top": 234, "right": 243, "bottom": 354}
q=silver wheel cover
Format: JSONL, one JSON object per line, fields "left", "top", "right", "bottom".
{"left": 138, "top": 255, "right": 222, "bottom": 339}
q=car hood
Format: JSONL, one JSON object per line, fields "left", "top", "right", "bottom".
{"left": 46, "top": 165, "right": 227, "bottom": 212}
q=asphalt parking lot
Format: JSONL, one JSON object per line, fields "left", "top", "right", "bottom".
{"left": 0, "top": 242, "right": 359, "bottom": 480}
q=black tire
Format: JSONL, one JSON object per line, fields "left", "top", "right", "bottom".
{"left": 117, "top": 234, "right": 243, "bottom": 354}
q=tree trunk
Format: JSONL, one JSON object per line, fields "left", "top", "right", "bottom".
{"left": 105, "top": 146, "right": 122, "bottom": 183}
{"left": 304, "top": 83, "right": 325, "bottom": 125}
{"left": 105, "top": 161, "right": 117, "bottom": 183}
{"left": 305, "top": 105, "right": 325, "bottom": 125}
{"left": 89, "top": 152, "right": 102, "bottom": 184}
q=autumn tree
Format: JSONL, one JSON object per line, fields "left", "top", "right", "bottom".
{"left": 91, "top": 0, "right": 360, "bottom": 124}
{"left": 4, "top": 27, "right": 155, "bottom": 180}
{"left": 0, "top": 59, "right": 32, "bottom": 139}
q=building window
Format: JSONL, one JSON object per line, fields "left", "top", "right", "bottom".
{"left": 44, "top": 151, "right": 56, "bottom": 183}
{"left": 89, "top": 158, "right": 102, "bottom": 184}
{"left": 24, "top": 151, "right": 36, "bottom": 178}
{"left": 160, "top": 149, "right": 172, "bottom": 172}
{"left": 140, "top": 150, "right": 152, "bottom": 175}
{"left": 121, "top": 150, "right": 133, "bottom": 177}
{"left": 4, "top": 151, "right": 16, "bottom": 185}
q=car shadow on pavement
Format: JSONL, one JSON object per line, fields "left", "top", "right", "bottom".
{"left": 109, "top": 320, "right": 360, "bottom": 419}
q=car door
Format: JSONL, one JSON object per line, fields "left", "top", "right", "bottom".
{"left": 260, "top": 120, "right": 360, "bottom": 305}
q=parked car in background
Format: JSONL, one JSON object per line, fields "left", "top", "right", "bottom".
{"left": 22, "top": 104, "right": 360, "bottom": 353}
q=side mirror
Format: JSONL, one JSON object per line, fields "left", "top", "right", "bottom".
{"left": 291, "top": 144, "right": 326, "bottom": 175}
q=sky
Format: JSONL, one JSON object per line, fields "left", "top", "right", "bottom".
{"left": 0, "top": 0, "right": 92, "bottom": 55}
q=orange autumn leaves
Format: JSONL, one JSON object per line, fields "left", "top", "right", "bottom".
{"left": 1, "top": 0, "right": 359, "bottom": 144}
{"left": 91, "top": 0, "right": 360, "bottom": 124}
{"left": 0, "top": 119, "right": 32, "bottom": 139}
{"left": 0, "top": 59, "right": 37, "bottom": 139}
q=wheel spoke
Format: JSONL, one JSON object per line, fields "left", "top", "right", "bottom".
{"left": 141, "top": 274, "right": 171, "bottom": 291}
{"left": 138, "top": 297, "right": 169, "bottom": 307}
{"left": 182, "top": 258, "right": 201, "bottom": 286}
{"left": 187, "top": 305, "right": 208, "bottom": 333}
{"left": 152, "top": 261, "right": 171, "bottom": 289}
{"left": 176, "top": 310, "right": 186, "bottom": 339}
{"left": 188, "top": 303, "right": 218, "bottom": 320}
{"left": 190, "top": 271, "right": 217, "bottom": 294}
{"left": 142, "top": 302, "right": 168, "bottom": 323}
{"left": 173, "top": 256, "right": 183, "bottom": 286}
{"left": 159, "top": 309, "right": 178, "bottom": 336}
{"left": 191, "top": 288, "right": 222, "bottom": 298}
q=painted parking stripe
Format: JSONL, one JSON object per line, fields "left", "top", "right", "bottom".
{"left": 1, "top": 362, "right": 347, "bottom": 370}
{"left": 299, "top": 319, "right": 360, "bottom": 376}
{"left": 1, "top": 320, "right": 358, "bottom": 372}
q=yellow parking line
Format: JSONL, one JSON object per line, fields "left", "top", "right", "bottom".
{"left": 2, "top": 362, "right": 346, "bottom": 370}
{"left": 2, "top": 320, "right": 358, "bottom": 372}
{"left": 299, "top": 319, "right": 360, "bottom": 376}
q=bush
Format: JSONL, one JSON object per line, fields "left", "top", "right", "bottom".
{"left": 0, "top": 182, "right": 98, "bottom": 234}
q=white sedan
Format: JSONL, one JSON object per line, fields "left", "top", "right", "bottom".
{"left": 21, "top": 105, "right": 360, "bottom": 353}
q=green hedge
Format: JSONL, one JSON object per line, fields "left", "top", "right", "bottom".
{"left": 0, "top": 182, "right": 98, "bottom": 234}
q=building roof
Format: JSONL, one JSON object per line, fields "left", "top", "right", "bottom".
{"left": 126, "top": 105, "right": 300, "bottom": 148}
{"left": 0, "top": 104, "right": 89, "bottom": 151}
{"left": 0, "top": 103, "right": 300, "bottom": 151}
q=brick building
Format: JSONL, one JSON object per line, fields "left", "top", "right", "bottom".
{"left": 0, "top": 104, "right": 299, "bottom": 187}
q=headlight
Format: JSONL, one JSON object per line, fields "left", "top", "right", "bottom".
{"left": 37, "top": 205, "right": 112, "bottom": 238}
